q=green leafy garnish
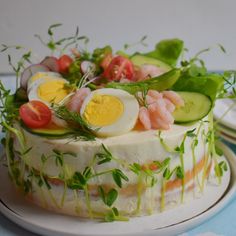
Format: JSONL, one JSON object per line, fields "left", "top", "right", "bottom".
{"left": 214, "top": 161, "right": 228, "bottom": 177}
{"left": 144, "top": 38, "right": 184, "bottom": 66}
{"left": 172, "top": 73, "right": 224, "bottom": 102}
{"left": 98, "top": 186, "right": 118, "bottom": 207}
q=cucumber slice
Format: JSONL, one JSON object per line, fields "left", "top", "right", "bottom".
{"left": 22, "top": 124, "right": 73, "bottom": 138}
{"left": 173, "top": 92, "right": 212, "bottom": 123}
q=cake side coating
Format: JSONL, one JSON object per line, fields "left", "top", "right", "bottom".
{"left": 12, "top": 119, "right": 211, "bottom": 217}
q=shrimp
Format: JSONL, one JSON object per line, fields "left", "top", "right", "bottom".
{"left": 67, "top": 87, "right": 91, "bottom": 112}
{"left": 147, "top": 90, "right": 163, "bottom": 99}
{"left": 163, "top": 98, "right": 175, "bottom": 113}
{"left": 150, "top": 115, "right": 170, "bottom": 130}
{"left": 148, "top": 99, "right": 174, "bottom": 124}
{"left": 163, "top": 91, "right": 184, "bottom": 107}
{"left": 138, "top": 107, "right": 151, "bottom": 130}
{"left": 146, "top": 95, "right": 156, "bottom": 105}
{"left": 136, "top": 64, "right": 166, "bottom": 81}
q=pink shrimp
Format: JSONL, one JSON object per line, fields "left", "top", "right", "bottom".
{"left": 150, "top": 115, "right": 170, "bottom": 130}
{"left": 148, "top": 99, "right": 174, "bottom": 124}
{"left": 147, "top": 90, "right": 163, "bottom": 100}
{"left": 146, "top": 95, "right": 156, "bottom": 105}
{"left": 138, "top": 107, "right": 152, "bottom": 130}
{"left": 135, "top": 65, "right": 166, "bottom": 81}
{"left": 163, "top": 98, "right": 175, "bottom": 113}
{"left": 67, "top": 87, "right": 91, "bottom": 112}
{"left": 163, "top": 91, "right": 184, "bottom": 107}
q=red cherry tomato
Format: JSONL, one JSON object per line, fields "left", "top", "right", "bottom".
{"left": 103, "top": 56, "right": 134, "bottom": 81}
{"left": 58, "top": 55, "right": 73, "bottom": 74}
{"left": 19, "top": 101, "right": 52, "bottom": 129}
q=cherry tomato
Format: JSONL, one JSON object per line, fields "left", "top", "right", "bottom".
{"left": 58, "top": 55, "right": 73, "bottom": 74}
{"left": 19, "top": 101, "right": 52, "bottom": 129}
{"left": 103, "top": 56, "right": 134, "bottom": 81}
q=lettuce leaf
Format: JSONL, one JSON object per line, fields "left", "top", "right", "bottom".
{"left": 171, "top": 73, "right": 224, "bottom": 102}
{"left": 144, "top": 38, "right": 184, "bottom": 67}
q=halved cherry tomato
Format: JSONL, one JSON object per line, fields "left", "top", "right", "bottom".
{"left": 19, "top": 101, "right": 52, "bottom": 129}
{"left": 58, "top": 55, "right": 73, "bottom": 74}
{"left": 103, "top": 55, "right": 134, "bottom": 81}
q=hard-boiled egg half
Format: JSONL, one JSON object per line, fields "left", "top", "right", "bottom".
{"left": 27, "top": 72, "right": 71, "bottom": 105}
{"left": 80, "top": 88, "right": 139, "bottom": 137}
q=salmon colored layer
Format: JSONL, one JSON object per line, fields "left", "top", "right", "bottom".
{"left": 43, "top": 155, "right": 210, "bottom": 197}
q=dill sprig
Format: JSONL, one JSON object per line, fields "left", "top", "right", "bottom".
{"left": 53, "top": 105, "right": 96, "bottom": 141}
{"left": 135, "top": 88, "right": 148, "bottom": 108}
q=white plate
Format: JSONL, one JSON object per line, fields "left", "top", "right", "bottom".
{"left": 214, "top": 98, "right": 236, "bottom": 130}
{"left": 0, "top": 143, "right": 235, "bottom": 236}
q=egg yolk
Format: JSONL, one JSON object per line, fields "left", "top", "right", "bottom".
{"left": 83, "top": 94, "right": 124, "bottom": 126}
{"left": 37, "top": 80, "right": 69, "bottom": 104}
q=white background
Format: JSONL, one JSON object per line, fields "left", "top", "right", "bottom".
{"left": 0, "top": 0, "right": 235, "bottom": 72}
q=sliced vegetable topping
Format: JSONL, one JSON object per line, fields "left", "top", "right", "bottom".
{"left": 103, "top": 56, "right": 135, "bottom": 81}
{"left": 58, "top": 55, "right": 73, "bottom": 74}
{"left": 40, "top": 56, "right": 59, "bottom": 72}
{"left": 173, "top": 92, "right": 212, "bottom": 123}
{"left": 20, "top": 64, "right": 50, "bottom": 89}
{"left": 19, "top": 100, "right": 52, "bottom": 128}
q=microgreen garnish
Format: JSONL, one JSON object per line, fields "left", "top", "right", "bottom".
{"left": 186, "top": 128, "right": 197, "bottom": 138}
{"left": 94, "top": 144, "right": 113, "bottom": 165}
{"left": 0, "top": 44, "right": 23, "bottom": 52}
{"left": 97, "top": 186, "right": 128, "bottom": 222}
{"left": 52, "top": 149, "right": 76, "bottom": 167}
{"left": 112, "top": 169, "right": 129, "bottom": 188}
{"left": 98, "top": 186, "right": 118, "bottom": 207}
{"left": 67, "top": 170, "right": 92, "bottom": 190}
{"left": 34, "top": 23, "right": 89, "bottom": 55}
{"left": 0, "top": 81, "right": 20, "bottom": 128}
{"left": 214, "top": 161, "right": 228, "bottom": 177}
{"left": 2, "top": 50, "right": 31, "bottom": 88}
{"left": 123, "top": 35, "right": 148, "bottom": 51}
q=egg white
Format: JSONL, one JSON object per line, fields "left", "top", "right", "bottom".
{"left": 27, "top": 72, "right": 62, "bottom": 92}
{"left": 28, "top": 77, "right": 68, "bottom": 105}
{"left": 80, "top": 88, "right": 139, "bottom": 137}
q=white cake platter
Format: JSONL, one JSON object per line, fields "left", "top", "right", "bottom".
{"left": 0, "top": 142, "right": 235, "bottom": 236}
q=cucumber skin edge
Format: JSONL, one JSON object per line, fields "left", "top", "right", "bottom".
{"left": 173, "top": 92, "right": 213, "bottom": 124}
